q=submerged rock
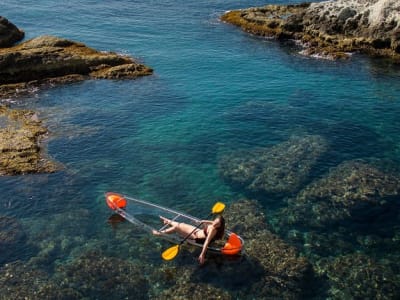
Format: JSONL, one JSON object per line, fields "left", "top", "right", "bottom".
{"left": 221, "top": 0, "right": 400, "bottom": 61}
{"left": 0, "top": 105, "right": 58, "bottom": 175}
{"left": 157, "top": 272, "right": 233, "bottom": 300}
{"left": 227, "top": 200, "right": 313, "bottom": 299}
{"left": 0, "top": 35, "right": 153, "bottom": 99}
{"left": 55, "top": 251, "right": 149, "bottom": 299}
{"left": 151, "top": 200, "right": 312, "bottom": 299}
{"left": 0, "top": 262, "right": 81, "bottom": 299}
{"left": 219, "top": 135, "right": 328, "bottom": 196}
{"left": 282, "top": 159, "right": 400, "bottom": 228}
{"left": 0, "top": 216, "right": 27, "bottom": 264}
{"left": 0, "top": 16, "right": 24, "bottom": 48}
{"left": 318, "top": 253, "right": 400, "bottom": 299}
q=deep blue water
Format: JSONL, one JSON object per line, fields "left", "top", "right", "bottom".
{"left": 2, "top": 0, "right": 400, "bottom": 298}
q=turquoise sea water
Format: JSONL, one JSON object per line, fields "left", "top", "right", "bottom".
{"left": 2, "top": 0, "right": 400, "bottom": 298}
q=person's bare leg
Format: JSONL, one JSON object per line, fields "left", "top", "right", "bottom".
{"left": 153, "top": 216, "right": 180, "bottom": 235}
{"left": 153, "top": 216, "right": 201, "bottom": 239}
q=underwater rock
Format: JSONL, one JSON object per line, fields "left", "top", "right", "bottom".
{"left": 221, "top": 0, "right": 400, "bottom": 61}
{"left": 0, "top": 105, "right": 59, "bottom": 175}
{"left": 55, "top": 251, "right": 149, "bottom": 299}
{"left": 0, "top": 16, "right": 24, "bottom": 48}
{"left": 227, "top": 200, "right": 312, "bottom": 299}
{"left": 219, "top": 135, "right": 328, "bottom": 196}
{"left": 318, "top": 253, "right": 400, "bottom": 299}
{"left": 0, "top": 261, "right": 81, "bottom": 299}
{"left": 224, "top": 199, "right": 271, "bottom": 239}
{"left": 157, "top": 271, "right": 233, "bottom": 300}
{"left": 284, "top": 159, "right": 400, "bottom": 228}
{"left": 0, "top": 35, "right": 153, "bottom": 99}
{"left": 0, "top": 216, "right": 27, "bottom": 264}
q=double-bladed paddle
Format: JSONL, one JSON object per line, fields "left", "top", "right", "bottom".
{"left": 161, "top": 202, "right": 225, "bottom": 260}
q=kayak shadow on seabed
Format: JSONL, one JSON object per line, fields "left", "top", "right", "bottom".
{"left": 190, "top": 252, "right": 265, "bottom": 291}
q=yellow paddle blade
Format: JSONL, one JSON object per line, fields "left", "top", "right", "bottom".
{"left": 162, "top": 245, "right": 180, "bottom": 260}
{"left": 212, "top": 202, "right": 225, "bottom": 214}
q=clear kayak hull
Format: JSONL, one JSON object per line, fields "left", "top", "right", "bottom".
{"left": 105, "top": 192, "right": 244, "bottom": 255}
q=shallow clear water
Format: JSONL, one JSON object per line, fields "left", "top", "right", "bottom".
{"left": 2, "top": 0, "right": 400, "bottom": 298}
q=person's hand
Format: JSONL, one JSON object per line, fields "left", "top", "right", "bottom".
{"left": 198, "top": 253, "right": 205, "bottom": 265}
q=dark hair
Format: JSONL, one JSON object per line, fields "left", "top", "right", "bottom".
{"left": 214, "top": 215, "right": 225, "bottom": 240}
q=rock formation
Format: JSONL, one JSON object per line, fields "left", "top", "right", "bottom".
{"left": 0, "top": 105, "right": 58, "bottom": 175}
{"left": 0, "top": 35, "right": 153, "bottom": 99}
{"left": 0, "top": 16, "right": 24, "bottom": 47}
{"left": 279, "top": 159, "right": 400, "bottom": 229}
{"left": 221, "top": 0, "right": 400, "bottom": 61}
{"left": 0, "top": 216, "right": 27, "bottom": 264}
{"left": 0, "top": 18, "right": 153, "bottom": 175}
{"left": 219, "top": 135, "right": 329, "bottom": 196}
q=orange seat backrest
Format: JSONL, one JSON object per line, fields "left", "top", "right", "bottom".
{"left": 106, "top": 193, "right": 127, "bottom": 210}
{"left": 221, "top": 232, "right": 242, "bottom": 255}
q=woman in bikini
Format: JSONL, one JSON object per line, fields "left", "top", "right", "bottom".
{"left": 152, "top": 214, "right": 225, "bottom": 265}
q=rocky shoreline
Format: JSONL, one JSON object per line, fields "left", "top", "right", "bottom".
{"left": 0, "top": 17, "right": 153, "bottom": 175}
{"left": 0, "top": 34, "right": 153, "bottom": 99}
{"left": 221, "top": 0, "right": 400, "bottom": 61}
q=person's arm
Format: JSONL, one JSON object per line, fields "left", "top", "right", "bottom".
{"left": 198, "top": 217, "right": 221, "bottom": 265}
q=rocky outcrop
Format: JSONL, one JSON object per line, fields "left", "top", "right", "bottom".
{"left": 221, "top": 0, "right": 400, "bottom": 61}
{"left": 0, "top": 23, "right": 153, "bottom": 175}
{"left": 0, "top": 16, "right": 24, "bottom": 47}
{"left": 0, "top": 105, "right": 58, "bottom": 175}
{"left": 0, "top": 35, "right": 153, "bottom": 99}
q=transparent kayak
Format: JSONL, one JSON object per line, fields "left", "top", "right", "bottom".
{"left": 105, "top": 192, "right": 244, "bottom": 255}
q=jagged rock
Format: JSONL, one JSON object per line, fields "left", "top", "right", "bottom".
{"left": 219, "top": 135, "right": 329, "bottom": 196}
{"left": 221, "top": 0, "right": 400, "bottom": 61}
{"left": 0, "top": 105, "right": 58, "bottom": 175}
{"left": 0, "top": 35, "right": 152, "bottom": 98}
{"left": 0, "top": 16, "right": 24, "bottom": 47}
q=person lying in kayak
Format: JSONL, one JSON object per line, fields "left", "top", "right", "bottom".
{"left": 153, "top": 214, "right": 225, "bottom": 264}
